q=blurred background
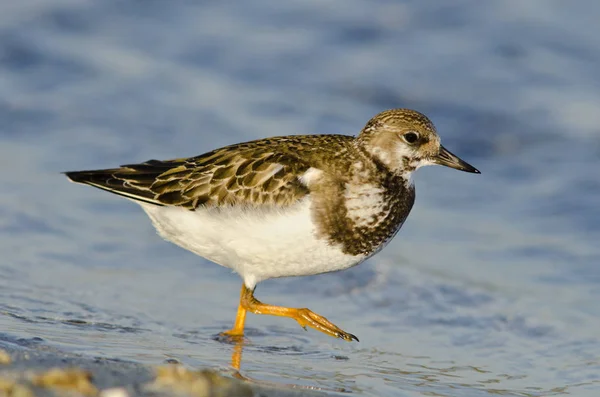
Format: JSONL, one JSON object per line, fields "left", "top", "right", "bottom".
{"left": 1, "top": 1, "right": 599, "bottom": 396}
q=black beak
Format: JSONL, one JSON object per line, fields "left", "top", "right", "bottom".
{"left": 433, "top": 146, "right": 480, "bottom": 174}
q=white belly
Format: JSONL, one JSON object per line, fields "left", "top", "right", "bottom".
{"left": 139, "top": 198, "right": 365, "bottom": 288}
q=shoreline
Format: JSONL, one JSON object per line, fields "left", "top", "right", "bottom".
{"left": 0, "top": 334, "right": 328, "bottom": 397}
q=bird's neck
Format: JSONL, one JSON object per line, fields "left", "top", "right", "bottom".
{"left": 354, "top": 139, "right": 415, "bottom": 187}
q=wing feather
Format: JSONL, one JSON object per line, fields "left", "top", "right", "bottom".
{"left": 65, "top": 140, "right": 315, "bottom": 210}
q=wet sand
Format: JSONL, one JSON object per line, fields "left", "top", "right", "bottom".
{"left": 0, "top": 335, "right": 330, "bottom": 397}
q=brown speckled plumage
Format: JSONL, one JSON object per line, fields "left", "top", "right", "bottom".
{"left": 304, "top": 156, "right": 415, "bottom": 256}
{"left": 65, "top": 108, "right": 477, "bottom": 259}
{"left": 65, "top": 108, "right": 480, "bottom": 342}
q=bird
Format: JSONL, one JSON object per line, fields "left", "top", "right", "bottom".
{"left": 64, "top": 108, "right": 479, "bottom": 342}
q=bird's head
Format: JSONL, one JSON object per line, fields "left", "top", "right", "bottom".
{"left": 357, "top": 108, "right": 480, "bottom": 178}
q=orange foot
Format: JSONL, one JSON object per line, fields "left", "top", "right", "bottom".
{"left": 220, "top": 284, "right": 358, "bottom": 342}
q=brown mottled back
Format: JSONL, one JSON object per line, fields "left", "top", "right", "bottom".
{"left": 65, "top": 135, "right": 362, "bottom": 210}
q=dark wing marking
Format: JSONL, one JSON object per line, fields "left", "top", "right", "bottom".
{"left": 65, "top": 140, "right": 317, "bottom": 210}
{"left": 64, "top": 159, "right": 178, "bottom": 206}
{"left": 147, "top": 148, "right": 311, "bottom": 209}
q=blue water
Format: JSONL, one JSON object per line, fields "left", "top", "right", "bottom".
{"left": 1, "top": 1, "right": 599, "bottom": 395}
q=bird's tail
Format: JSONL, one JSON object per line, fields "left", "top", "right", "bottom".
{"left": 64, "top": 160, "right": 177, "bottom": 206}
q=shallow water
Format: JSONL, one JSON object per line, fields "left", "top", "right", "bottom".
{"left": 1, "top": 1, "right": 600, "bottom": 396}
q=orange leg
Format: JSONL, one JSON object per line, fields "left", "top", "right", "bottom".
{"left": 221, "top": 284, "right": 248, "bottom": 338}
{"left": 222, "top": 283, "right": 358, "bottom": 342}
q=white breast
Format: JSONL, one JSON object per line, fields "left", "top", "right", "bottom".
{"left": 139, "top": 198, "right": 365, "bottom": 289}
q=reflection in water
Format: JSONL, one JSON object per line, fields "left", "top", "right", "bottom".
{"left": 223, "top": 335, "right": 560, "bottom": 396}
{"left": 223, "top": 336, "right": 349, "bottom": 393}
{"left": 229, "top": 338, "right": 243, "bottom": 372}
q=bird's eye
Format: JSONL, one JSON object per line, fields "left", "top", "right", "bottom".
{"left": 403, "top": 132, "right": 419, "bottom": 144}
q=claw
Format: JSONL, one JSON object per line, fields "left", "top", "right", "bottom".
{"left": 336, "top": 331, "right": 359, "bottom": 342}
{"left": 345, "top": 333, "right": 359, "bottom": 342}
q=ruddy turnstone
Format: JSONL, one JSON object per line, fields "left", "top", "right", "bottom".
{"left": 65, "top": 109, "right": 479, "bottom": 342}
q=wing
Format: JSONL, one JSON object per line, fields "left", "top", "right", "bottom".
{"left": 65, "top": 139, "right": 315, "bottom": 210}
